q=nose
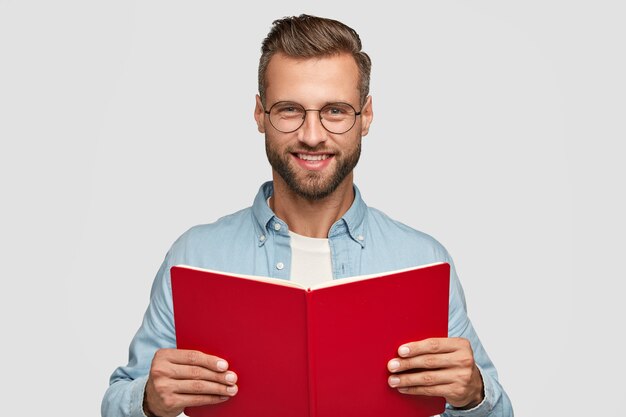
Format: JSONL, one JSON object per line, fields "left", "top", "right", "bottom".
{"left": 297, "top": 110, "right": 327, "bottom": 148}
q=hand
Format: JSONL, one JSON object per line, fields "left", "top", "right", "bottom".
{"left": 387, "top": 338, "right": 484, "bottom": 409}
{"left": 143, "top": 348, "right": 238, "bottom": 417}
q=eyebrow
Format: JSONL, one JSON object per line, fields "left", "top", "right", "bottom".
{"left": 272, "top": 99, "right": 357, "bottom": 107}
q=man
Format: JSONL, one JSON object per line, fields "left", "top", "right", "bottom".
{"left": 102, "top": 14, "right": 513, "bottom": 417}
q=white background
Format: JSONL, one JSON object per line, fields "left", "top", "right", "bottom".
{"left": 1, "top": 1, "right": 624, "bottom": 415}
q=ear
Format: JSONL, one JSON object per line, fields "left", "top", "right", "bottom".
{"left": 359, "top": 95, "right": 374, "bottom": 137}
{"left": 254, "top": 94, "right": 266, "bottom": 134}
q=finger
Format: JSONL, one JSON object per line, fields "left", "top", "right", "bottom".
{"left": 168, "top": 364, "right": 237, "bottom": 385}
{"left": 171, "top": 393, "right": 232, "bottom": 408}
{"left": 175, "top": 379, "right": 239, "bottom": 397}
{"left": 397, "top": 337, "right": 470, "bottom": 358}
{"left": 158, "top": 348, "right": 230, "bottom": 372}
{"left": 395, "top": 384, "right": 452, "bottom": 397}
{"left": 387, "top": 352, "right": 455, "bottom": 373}
{"left": 388, "top": 369, "right": 456, "bottom": 388}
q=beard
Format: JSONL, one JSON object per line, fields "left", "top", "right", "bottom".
{"left": 265, "top": 138, "right": 361, "bottom": 201}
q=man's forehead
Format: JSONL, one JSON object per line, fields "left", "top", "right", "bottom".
{"left": 264, "top": 52, "right": 360, "bottom": 103}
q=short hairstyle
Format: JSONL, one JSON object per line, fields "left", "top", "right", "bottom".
{"left": 258, "top": 14, "right": 372, "bottom": 107}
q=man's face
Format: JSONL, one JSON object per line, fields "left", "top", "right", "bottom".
{"left": 254, "top": 53, "right": 373, "bottom": 200}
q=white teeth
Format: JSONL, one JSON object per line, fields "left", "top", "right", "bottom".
{"left": 297, "top": 154, "right": 330, "bottom": 161}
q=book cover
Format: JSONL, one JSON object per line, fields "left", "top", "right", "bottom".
{"left": 171, "top": 262, "right": 450, "bottom": 417}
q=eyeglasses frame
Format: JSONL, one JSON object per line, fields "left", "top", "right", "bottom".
{"left": 264, "top": 101, "right": 362, "bottom": 134}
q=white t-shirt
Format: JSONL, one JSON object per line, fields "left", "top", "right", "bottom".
{"left": 288, "top": 230, "right": 333, "bottom": 288}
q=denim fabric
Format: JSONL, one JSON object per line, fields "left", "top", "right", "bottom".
{"left": 102, "top": 181, "right": 513, "bottom": 417}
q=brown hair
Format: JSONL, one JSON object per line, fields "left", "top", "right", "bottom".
{"left": 258, "top": 14, "right": 371, "bottom": 106}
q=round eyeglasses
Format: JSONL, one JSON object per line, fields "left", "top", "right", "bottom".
{"left": 264, "top": 101, "right": 362, "bottom": 134}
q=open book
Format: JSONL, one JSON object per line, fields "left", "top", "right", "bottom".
{"left": 171, "top": 262, "right": 450, "bottom": 417}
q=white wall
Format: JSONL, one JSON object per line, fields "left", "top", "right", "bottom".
{"left": 1, "top": 1, "right": 623, "bottom": 415}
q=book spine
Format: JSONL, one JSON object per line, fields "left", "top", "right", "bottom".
{"left": 306, "top": 289, "right": 317, "bottom": 417}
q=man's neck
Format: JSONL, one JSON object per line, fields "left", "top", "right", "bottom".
{"left": 270, "top": 174, "right": 355, "bottom": 239}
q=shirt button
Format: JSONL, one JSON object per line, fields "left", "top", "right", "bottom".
{"left": 259, "top": 234, "right": 266, "bottom": 242}
{"left": 357, "top": 235, "right": 365, "bottom": 241}
{"left": 276, "top": 262, "right": 284, "bottom": 270}
{"left": 274, "top": 223, "right": 281, "bottom": 231}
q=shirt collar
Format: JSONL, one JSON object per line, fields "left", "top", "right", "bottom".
{"left": 251, "top": 182, "right": 276, "bottom": 246}
{"left": 251, "top": 181, "right": 367, "bottom": 247}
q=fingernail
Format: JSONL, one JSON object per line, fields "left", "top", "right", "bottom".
{"left": 217, "top": 360, "right": 228, "bottom": 371}
{"left": 389, "top": 376, "right": 400, "bottom": 387}
{"left": 225, "top": 372, "right": 236, "bottom": 383}
{"left": 388, "top": 359, "right": 400, "bottom": 371}
{"left": 226, "top": 385, "right": 238, "bottom": 395}
{"left": 398, "top": 345, "right": 410, "bottom": 356}
{"left": 398, "top": 387, "right": 409, "bottom": 393}
{"left": 219, "top": 396, "right": 230, "bottom": 401}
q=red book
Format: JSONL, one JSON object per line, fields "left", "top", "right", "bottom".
{"left": 171, "top": 262, "right": 450, "bottom": 417}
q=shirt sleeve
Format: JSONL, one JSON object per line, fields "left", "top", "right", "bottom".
{"left": 101, "top": 253, "right": 176, "bottom": 417}
{"left": 441, "top": 254, "right": 514, "bottom": 417}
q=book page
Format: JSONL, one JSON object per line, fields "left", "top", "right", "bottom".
{"left": 175, "top": 265, "right": 306, "bottom": 289}
{"left": 309, "top": 262, "right": 445, "bottom": 291}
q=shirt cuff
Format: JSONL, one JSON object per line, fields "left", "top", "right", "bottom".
{"left": 444, "top": 365, "right": 495, "bottom": 417}
{"left": 129, "top": 374, "right": 150, "bottom": 417}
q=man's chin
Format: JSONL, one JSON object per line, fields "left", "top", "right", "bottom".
{"left": 282, "top": 173, "right": 340, "bottom": 201}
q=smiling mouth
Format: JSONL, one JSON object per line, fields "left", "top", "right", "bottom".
{"left": 296, "top": 153, "right": 332, "bottom": 161}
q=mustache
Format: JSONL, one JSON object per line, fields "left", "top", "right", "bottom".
{"left": 287, "top": 144, "right": 335, "bottom": 153}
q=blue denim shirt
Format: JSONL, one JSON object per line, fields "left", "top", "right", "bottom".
{"left": 102, "top": 182, "right": 513, "bottom": 417}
